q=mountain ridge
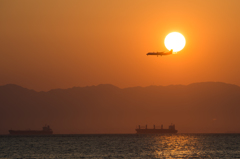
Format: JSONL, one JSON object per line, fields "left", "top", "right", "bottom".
{"left": 1, "top": 81, "right": 239, "bottom": 92}
{"left": 1, "top": 82, "right": 240, "bottom": 134}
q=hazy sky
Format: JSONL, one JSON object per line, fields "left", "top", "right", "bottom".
{"left": 1, "top": 0, "right": 240, "bottom": 91}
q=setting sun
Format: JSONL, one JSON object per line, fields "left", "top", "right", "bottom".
{"left": 164, "top": 32, "right": 186, "bottom": 52}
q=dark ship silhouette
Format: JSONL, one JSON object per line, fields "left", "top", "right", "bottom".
{"left": 9, "top": 125, "right": 53, "bottom": 135}
{"left": 136, "top": 124, "right": 177, "bottom": 134}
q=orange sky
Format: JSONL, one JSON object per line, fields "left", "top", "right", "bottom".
{"left": 1, "top": 0, "right": 240, "bottom": 91}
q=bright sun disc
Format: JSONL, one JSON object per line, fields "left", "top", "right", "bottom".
{"left": 164, "top": 32, "right": 186, "bottom": 52}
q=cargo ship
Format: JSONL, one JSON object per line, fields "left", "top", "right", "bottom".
{"left": 136, "top": 124, "right": 177, "bottom": 134}
{"left": 9, "top": 125, "right": 53, "bottom": 135}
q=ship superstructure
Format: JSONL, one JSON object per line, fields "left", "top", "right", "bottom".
{"left": 135, "top": 124, "right": 177, "bottom": 134}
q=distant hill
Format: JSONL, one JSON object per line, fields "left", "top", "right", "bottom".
{"left": 1, "top": 82, "right": 240, "bottom": 134}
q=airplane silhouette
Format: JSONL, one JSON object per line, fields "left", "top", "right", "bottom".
{"left": 147, "top": 49, "right": 173, "bottom": 57}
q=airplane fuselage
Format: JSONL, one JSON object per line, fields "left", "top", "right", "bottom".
{"left": 147, "top": 49, "right": 173, "bottom": 56}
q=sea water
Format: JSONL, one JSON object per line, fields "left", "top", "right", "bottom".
{"left": 1, "top": 134, "right": 240, "bottom": 158}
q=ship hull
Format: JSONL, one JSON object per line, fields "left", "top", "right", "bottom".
{"left": 9, "top": 130, "right": 53, "bottom": 135}
{"left": 136, "top": 129, "right": 177, "bottom": 134}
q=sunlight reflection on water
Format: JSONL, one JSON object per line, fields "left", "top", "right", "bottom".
{"left": 153, "top": 135, "right": 199, "bottom": 158}
{"left": 1, "top": 134, "right": 240, "bottom": 158}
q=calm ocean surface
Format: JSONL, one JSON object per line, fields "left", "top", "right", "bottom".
{"left": 1, "top": 134, "right": 240, "bottom": 158}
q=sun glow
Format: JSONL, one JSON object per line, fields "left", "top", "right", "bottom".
{"left": 164, "top": 32, "right": 186, "bottom": 53}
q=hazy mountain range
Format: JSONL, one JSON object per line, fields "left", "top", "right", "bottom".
{"left": 1, "top": 82, "right": 240, "bottom": 134}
